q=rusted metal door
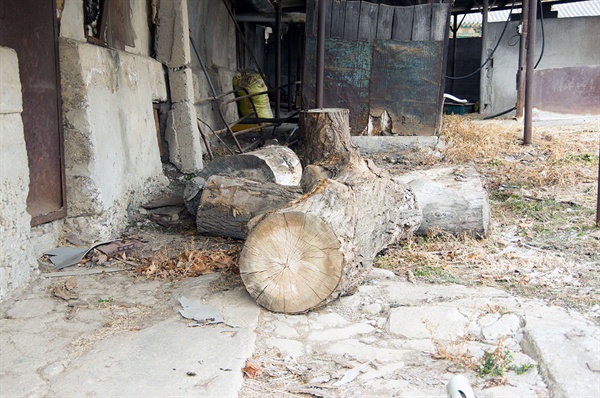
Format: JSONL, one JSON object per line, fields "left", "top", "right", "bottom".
{"left": 0, "top": 0, "right": 66, "bottom": 225}
{"left": 303, "top": 0, "right": 451, "bottom": 136}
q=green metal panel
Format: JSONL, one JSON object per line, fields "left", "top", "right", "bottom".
{"left": 370, "top": 40, "right": 445, "bottom": 136}
{"left": 304, "top": 37, "right": 372, "bottom": 134}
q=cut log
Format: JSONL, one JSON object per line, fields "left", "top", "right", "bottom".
{"left": 196, "top": 175, "right": 303, "bottom": 240}
{"left": 239, "top": 108, "right": 422, "bottom": 313}
{"left": 394, "top": 166, "right": 490, "bottom": 238}
{"left": 184, "top": 145, "right": 302, "bottom": 216}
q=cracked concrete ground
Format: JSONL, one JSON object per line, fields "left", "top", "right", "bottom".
{"left": 0, "top": 265, "right": 598, "bottom": 398}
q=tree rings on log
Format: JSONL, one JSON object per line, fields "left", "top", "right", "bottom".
{"left": 239, "top": 212, "right": 344, "bottom": 314}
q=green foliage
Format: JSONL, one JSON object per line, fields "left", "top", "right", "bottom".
{"left": 478, "top": 349, "right": 513, "bottom": 377}
{"left": 477, "top": 347, "right": 535, "bottom": 378}
{"left": 414, "top": 266, "right": 457, "bottom": 283}
{"left": 98, "top": 297, "right": 113, "bottom": 303}
{"left": 509, "top": 363, "right": 536, "bottom": 375}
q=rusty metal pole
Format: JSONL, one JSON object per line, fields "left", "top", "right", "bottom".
{"left": 597, "top": 143, "right": 600, "bottom": 227}
{"left": 524, "top": 0, "right": 537, "bottom": 145}
{"left": 275, "top": 0, "right": 282, "bottom": 118}
{"left": 316, "top": 0, "right": 326, "bottom": 108}
{"left": 516, "top": 0, "right": 530, "bottom": 119}
{"left": 451, "top": 14, "right": 458, "bottom": 95}
{"left": 288, "top": 24, "right": 294, "bottom": 112}
{"left": 479, "top": 0, "right": 489, "bottom": 114}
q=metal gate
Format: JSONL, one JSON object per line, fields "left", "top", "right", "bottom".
{"left": 303, "top": 0, "right": 451, "bottom": 136}
{"left": 0, "top": 0, "right": 66, "bottom": 225}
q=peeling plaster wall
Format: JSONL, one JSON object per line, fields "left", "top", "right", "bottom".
{"left": 0, "top": 47, "right": 37, "bottom": 299}
{"left": 0, "top": 1, "right": 171, "bottom": 298}
{"left": 482, "top": 16, "right": 600, "bottom": 115}
{"left": 56, "top": 0, "right": 169, "bottom": 243}
{"left": 60, "top": 39, "right": 168, "bottom": 242}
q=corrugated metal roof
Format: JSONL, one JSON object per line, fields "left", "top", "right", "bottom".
{"left": 556, "top": 0, "right": 600, "bottom": 17}
{"left": 462, "top": 0, "right": 600, "bottom": 23}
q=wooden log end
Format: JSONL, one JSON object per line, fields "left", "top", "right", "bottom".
{"left": 239, "top": 211, "right": 344, "bottom": 314}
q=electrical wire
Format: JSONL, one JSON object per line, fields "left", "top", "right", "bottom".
{"left": 534, "top": 0, "right": 545, "bottom": 69}
{"left": 446, "top": 0, "right": 516, "bottom": 80}
{"left": 485, "top": 0, "right": 546, "bottom": 120}
{"left": 483, "top": 106, "right": 516, "bottom": 119}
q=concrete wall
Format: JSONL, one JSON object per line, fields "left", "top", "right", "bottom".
{"left": 155, "top": 0, "right": 204, "bottom": 172}
{"left": 60, "top": 39, "right": 168, "bottom": 242}
{"left": 483, "top": 16, "right": 600, "bottom": 115}
{"left": 0, "top": 47, "right": 38, "bottom": 299}
{"left": 55, "top": 0, "right": 170, "bottom": 243}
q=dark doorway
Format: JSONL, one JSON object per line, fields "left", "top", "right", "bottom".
{"left": 0, "top": 0, "right": 66, "bottom": 225}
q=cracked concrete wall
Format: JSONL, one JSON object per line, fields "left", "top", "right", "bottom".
{"left": 0, "top": 47, "right": 38, "bottom": 299}
{"left": 156, "top": 0, "right": 204, "bottom": 172}
{"left": 60, "top": 39, "right": 169, "bottom": 242}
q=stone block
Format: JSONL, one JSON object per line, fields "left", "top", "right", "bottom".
{"left": 481, "top": 313, "right": 522, "bottom": 342}
{"left": 385, "top": 305, "right": 471, "bottom": 340}
{"left": 166, "top": 101, "right": 203, "bottom": 173}
{"left": 0, "top": 112, "right": 36, "bottom": 300}
{"left": 168, "top": 67, "right": 194, "bottom": 104}
{"left": 308, "top": 323, "right": 375, "bottom": 341}
{"left": 523, "top": 326, "right": 600, "bottom": 398}
{"left": 352, "top": 136, "right": 439, "bottom": 155}
{"left": 0, "top": 47, "right": 23, "bottom": 114}
{"left": 155, "top": 0, "right": 191, "bottom": 67}
{"left": 59, "top": 0, "right": 85, "bottom": 41}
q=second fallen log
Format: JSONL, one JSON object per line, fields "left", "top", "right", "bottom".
{"left": 184, "top": 145, "right": 302, "bottom": 216}
{"left": 394, "top": 166, "right": 490, "bottom": 238}
{"left": 196, "top": 175, "right": 302, "bottom": 240}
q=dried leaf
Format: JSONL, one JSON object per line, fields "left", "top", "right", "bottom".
{"left": 242, "top": 361, "right": 263, "bottom": 379}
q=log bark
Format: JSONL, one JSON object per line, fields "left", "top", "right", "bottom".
{"left": 394, "top": 166, "right": 490, "bottom": 238}
{"left": 185, "top": 146, "right": 302, "bottom": 216}
{"left": 239, "top": 109, "right": 422, "bottom": 313}
{"left": 196, "top": 175, "right": 303, "bottom": 240}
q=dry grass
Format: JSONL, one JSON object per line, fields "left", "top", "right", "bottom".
{"left": 376, "top": 115, "right": 600, "bottom": 321}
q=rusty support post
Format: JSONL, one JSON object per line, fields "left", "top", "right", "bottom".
{"left": 297, "top": 25, "right": 304, "bottom": 109}
{"left": 597, "top": 143, "right": 600, "bottom": 227}
{"left": 516, "top": 0, "right": 530, "bottom": 119}
{"left": 451, "top": 13, "right": 458, "bottom": 95}
{"left": 316, "top": 0, "right": 326, "bottom": 108}
{"left": 288, "top": 24, "right": 294, "bottom": 112}
{"left": 479, "top": 0, "right": 489, "bottom": 114}
{"left": 524, "top": 0, "right": 537, "bottom": 145}
{"left": 275, "top": 1, "right": 282, "bottom": 118}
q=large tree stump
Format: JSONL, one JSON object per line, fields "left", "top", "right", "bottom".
{"left": 394, "top": 166, "right": 490, "bottom": 237}
{"left": 196, "top": 175, "right": 302, "bottom": 239}
{"left": 185, "top": 146, "right": 302, "bottom": 216}
{"left": 239, "top": 109, "right": 422, "bottom": 313}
